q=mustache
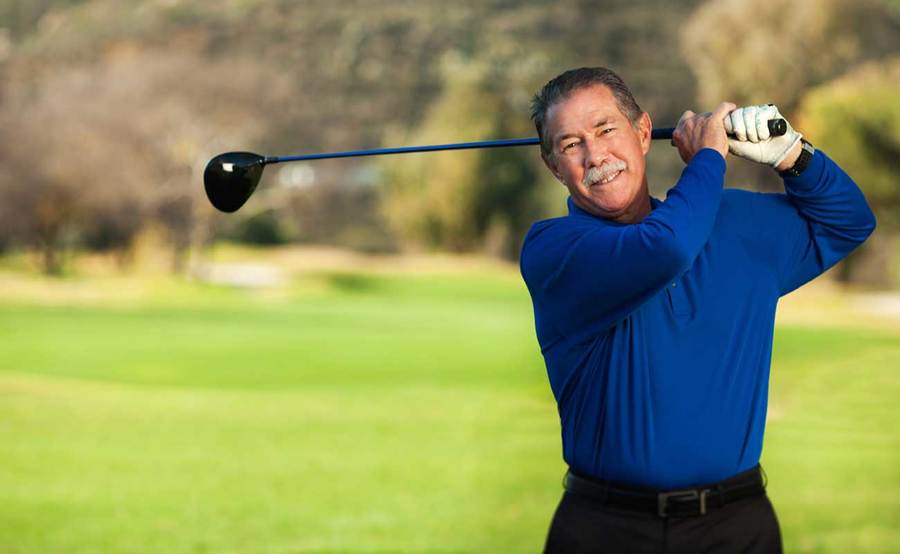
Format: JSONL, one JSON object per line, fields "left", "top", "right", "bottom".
{"left": 582, "top": 160, "right": 627, "bottom": 186}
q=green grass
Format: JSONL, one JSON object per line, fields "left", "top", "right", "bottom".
{"left": 765, "top": 326, "right": 900, "bottom": 552}
{"left": 0, "top": 267, "right": 898, "bottom": 553}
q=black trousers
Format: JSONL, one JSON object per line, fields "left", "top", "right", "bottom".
{"left": 543, "top": 477, "right": 783, "bottom": 553}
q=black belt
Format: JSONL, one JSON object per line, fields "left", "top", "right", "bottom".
{"left": 563, "top": 465, "right": 767, "bottom": 518}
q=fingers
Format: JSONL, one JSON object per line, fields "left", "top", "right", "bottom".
{"left": 671, "top": 110, "right": 695, "bottom": 162}
{"left": 715, "top": 101, "right": 741, "bottom": 139}
{"left": 755, "top": 106, "right": 770, "bottom": 141}
{"left": 730, "top": 109, "right": 747, "bottom": 142}
{"left": 671, "top": 106, "right": 733, "bottom": 162}
{"left": 680, "top": 102, "right": 794, "bottom": 165}
{"left": 672, "top": 110, "right": 695, "bottom": 147}
{"left": 756, "top": 106, "right": 771, "bottom": 141}
{"left": 677, "top": 109, "right": 696, "bottom": 126}
{"left": 729, "top": 104, "right": 781, "bottom": 142}
{"left": 711, "top": 102, "right": 737, "bottom": 126}
{"left": 743, "top": 108, "right": 758, "bottom": 142}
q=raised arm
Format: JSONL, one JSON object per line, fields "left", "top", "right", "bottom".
{"left": 723, "top": 105, "right": 876, "bottom": 295}
{"left": 777, "top": 150, "right": 876, "bottom": 294}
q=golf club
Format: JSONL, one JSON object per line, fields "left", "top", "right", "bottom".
{"left": 204, "top": 119, "right": 787, "bottom": 213}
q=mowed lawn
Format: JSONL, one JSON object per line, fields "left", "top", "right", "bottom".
{"left": 0, "top": 258, "right": 898, "bottom": 553}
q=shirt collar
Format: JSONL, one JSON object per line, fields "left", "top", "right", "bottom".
{"left": 567, "top": 195, "right": 660, "bottom": 224}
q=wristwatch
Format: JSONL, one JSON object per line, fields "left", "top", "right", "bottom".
{"left": 782, "top": 139, "right": 815, "bottom": 177}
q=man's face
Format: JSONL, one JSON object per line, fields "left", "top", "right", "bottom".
{"left": 541, "top": 84, "right": 652, "bottom": 221}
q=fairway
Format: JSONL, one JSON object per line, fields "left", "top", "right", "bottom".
{"left": 1, "top": 256, "right": 898, "bottom": 553}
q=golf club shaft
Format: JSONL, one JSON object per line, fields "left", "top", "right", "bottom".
{"left": 264, "top": 129, "right": 675, "bottom": 165}
{"left": 263, "top": 119, "right": 785, "bottom": 165}
{"left": 264, "top": 137, "right": 542, "bottom": 164}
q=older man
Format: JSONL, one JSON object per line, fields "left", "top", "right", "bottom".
{"left": 520, "top": 67, "right": 876, "bottom": 553}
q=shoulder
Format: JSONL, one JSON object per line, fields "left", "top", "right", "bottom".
{"left": 520, "top": 216, "right": 598, "bottom": 279}
{"left": 523, "top": 215, "right": 593, "bottom": 246}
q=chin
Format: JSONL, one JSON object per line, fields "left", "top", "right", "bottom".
{"left": 577, "top": 198, "right": 623, "bottom": 218}
{"left": 596, "top": 183, "right": 643, "bottom": 211}
{"left": 589, "top": 193, "right": 632, "bottom": 215}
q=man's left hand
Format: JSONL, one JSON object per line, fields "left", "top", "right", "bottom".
{"left": 724, "top": 105, "right": 803, "bottom": 170}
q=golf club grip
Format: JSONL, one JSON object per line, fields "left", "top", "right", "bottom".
{"left": 652, "top": 118, "right": 787, "bottom": 141}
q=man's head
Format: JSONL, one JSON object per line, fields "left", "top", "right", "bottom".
{"left": 531, "top": 67, "right": 653, "bottom": 222}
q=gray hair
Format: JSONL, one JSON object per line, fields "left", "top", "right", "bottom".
{"left": 531, "top": 67, "right": 643, "bottom": 159}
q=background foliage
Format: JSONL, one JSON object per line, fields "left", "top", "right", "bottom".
{"left": 0, "top": 0, "right": 692, "bottom": 267}
{"left": 1, "top": 0, "right": 896, "bottom": 280}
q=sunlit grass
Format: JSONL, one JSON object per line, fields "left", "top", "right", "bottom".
{"left": 0, "top": 249, "right": 898, "bottom": 553}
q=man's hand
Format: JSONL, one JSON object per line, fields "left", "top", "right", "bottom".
{"left": 671, "top": 102, "right": 737, "bottom": 164}
{"left": 724, "top": 104, "right": 803, "bottom": 170}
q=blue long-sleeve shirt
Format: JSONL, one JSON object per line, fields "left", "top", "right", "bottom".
{"left": 520, "top": 148, "right": 876, "bottom": 489}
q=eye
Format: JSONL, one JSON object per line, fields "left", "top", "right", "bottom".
{"left": 562, "top": 142, "right": 578, "bottom": 152}
{"left": 600, "top": 127, "right": 615, "bottom": 135}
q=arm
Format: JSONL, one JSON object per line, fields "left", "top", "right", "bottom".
{"left": 722, "top": 105, "right": 877, "bottom": 295}
{"left": 776, "top": 149, "right": 876, "bottom": 295}
{"left": 522, "top": 149, "right": 726, "bottom": 342}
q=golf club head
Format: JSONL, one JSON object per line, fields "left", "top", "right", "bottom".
{"left": 204, "top": 152, "right": 267, "bottom": 213}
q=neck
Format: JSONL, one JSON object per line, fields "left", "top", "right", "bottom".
{"left": 610, "top": 193, "right": 652, "bottom": 224}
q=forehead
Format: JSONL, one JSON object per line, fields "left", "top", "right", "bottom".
{"left": 545, "top": 84, "right": 625, "bottom": 138}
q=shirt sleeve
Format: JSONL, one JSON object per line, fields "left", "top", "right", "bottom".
{"left": 521, "top": 148, "right": 726, "bottom": 343}
{"left": 774, "top": 150, "right": 877, "bottom": 296}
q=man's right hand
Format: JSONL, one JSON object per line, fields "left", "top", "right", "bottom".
{"left": 671, "top": 102, "right": 737, "bottom": 163}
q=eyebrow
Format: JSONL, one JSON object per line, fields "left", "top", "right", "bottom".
{"left": 554, "top": 117, "right": 612, "bottom": 143}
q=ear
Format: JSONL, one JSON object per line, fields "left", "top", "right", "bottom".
{"left": 638, "top": 111, "right": 652, "bottom": 155}
{"left": 541, "top": 152, "right": 563, "bottom": 183}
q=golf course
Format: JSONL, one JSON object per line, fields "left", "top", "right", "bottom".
{"left": 1, "top": 246, "right": 898, "bottom": 553}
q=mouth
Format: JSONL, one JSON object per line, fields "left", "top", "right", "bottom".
{"left": 582, "top": 160, "right": 628, "bottom": 188}
{"left": 590, "top": 169, "right": 623, "bottom": 187}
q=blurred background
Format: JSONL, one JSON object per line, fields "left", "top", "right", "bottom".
{"left": 0, "top": 0, "right": 897, "bottom": 552}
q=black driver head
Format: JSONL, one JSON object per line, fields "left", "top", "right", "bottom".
{"left": 203, "top": 152, "right": 267, "bottom": 213}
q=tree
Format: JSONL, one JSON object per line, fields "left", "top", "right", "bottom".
{"left": 0, "top": 0, "right": 722, "bottom": 261}
{"left": 681, "top": 0, "right": 900, "bottom": 114}
{"left": 0, "top": 42, "right": 292, "bottom": 273}
{"left": 796, "top": 57, "right": 900, "bottom": 285}
{"left": 379, "top": 54, "right": 546, "bottom": 258}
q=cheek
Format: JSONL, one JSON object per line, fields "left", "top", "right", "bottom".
{"left": 559, "top": 159, "right": 584, "bottom": 183}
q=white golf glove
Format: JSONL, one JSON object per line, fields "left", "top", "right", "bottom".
{"left": 723, "top": 104, "right": 802, "bottom": 168}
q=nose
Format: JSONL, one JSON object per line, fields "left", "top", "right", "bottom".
{"left": 584, "top": 137, "right": 608, "bottom": 168}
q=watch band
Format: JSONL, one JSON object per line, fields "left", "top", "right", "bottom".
{"left": 783, "top": 139, "right": 815, "bottom": 177}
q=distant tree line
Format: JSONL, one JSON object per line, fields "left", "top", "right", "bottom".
{"left": 0, "top": 0, "right": 896, "bottom": 285}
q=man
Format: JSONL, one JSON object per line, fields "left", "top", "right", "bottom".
{"left": 520, "top": 67, "right": 876, "bottom": 553}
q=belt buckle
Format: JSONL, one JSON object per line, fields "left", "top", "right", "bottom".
{"left": 657, "top": 488, "right": 710, "bottom": 517}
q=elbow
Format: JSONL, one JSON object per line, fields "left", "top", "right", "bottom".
{"left": 863, "top": 210, "right": 877, "bottom": 241}
{"left": 853, "top": 207, "right": 877, "bottom": 246}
